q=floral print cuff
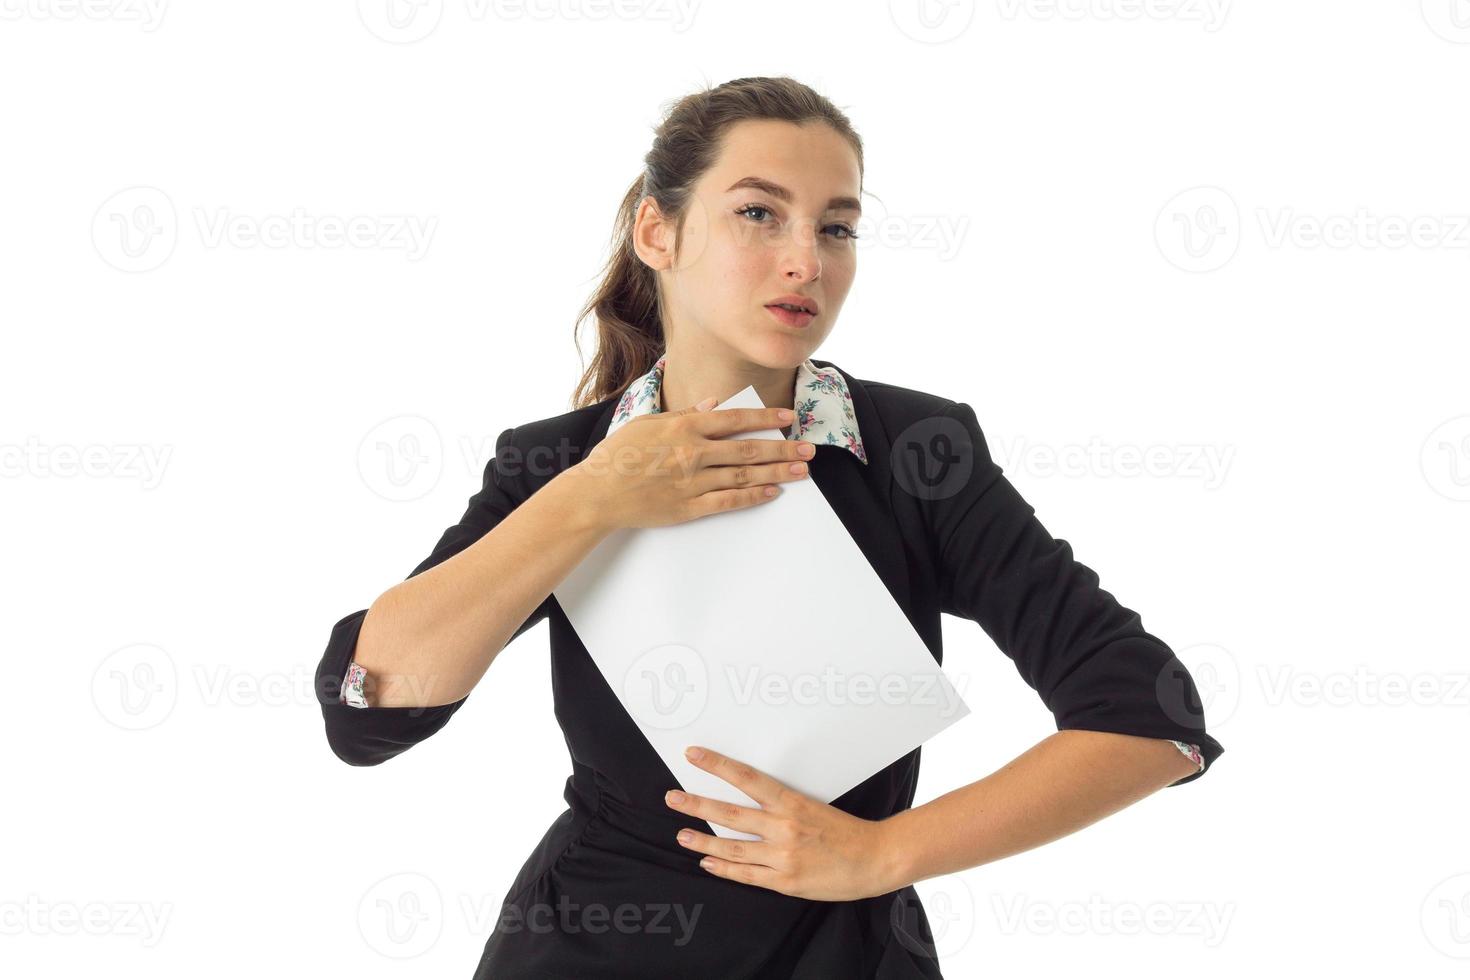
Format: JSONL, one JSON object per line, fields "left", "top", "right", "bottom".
{"left": 1170, "top": 739, "right": 1204, "bottom": 773}
{"left": 340, "top": 661, "right": 369, "bottom": 709}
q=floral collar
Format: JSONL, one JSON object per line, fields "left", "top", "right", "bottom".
{"left": 605, "top": 351, "right": 867, "bottom": 465}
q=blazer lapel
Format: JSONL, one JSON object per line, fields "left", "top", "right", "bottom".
{"left": 808, "top": 361, "right": 915, "bottom": 624}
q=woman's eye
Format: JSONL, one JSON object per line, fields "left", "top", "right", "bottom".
{"left": 736, "top": 205, "right": 859, "bottom": 241}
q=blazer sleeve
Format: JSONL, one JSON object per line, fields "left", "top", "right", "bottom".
{"left": 921, "top": 401, "right": 1224, "bottom": 786}
{"left": 314, "top": 425, "right": 555, "bottom": 767}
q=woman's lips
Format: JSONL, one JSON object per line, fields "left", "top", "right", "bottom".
{"left": 765, "top": 304, "right": 814, "bottom": 328}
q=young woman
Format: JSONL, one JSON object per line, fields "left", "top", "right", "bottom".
{"left": 314, "top": 76, "right": 1223, "bottom": 979}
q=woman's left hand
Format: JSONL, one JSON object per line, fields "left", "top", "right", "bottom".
{"left": 664, "top": 745, "right": 908, "bottom": 902}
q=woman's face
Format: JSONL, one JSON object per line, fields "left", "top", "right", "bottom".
{"left": 644, "top": 118, "right": 862, "bottom": 369}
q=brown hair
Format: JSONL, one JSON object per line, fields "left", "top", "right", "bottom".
{"left": 570, "top": 76, "right": 866, "bottom": 410}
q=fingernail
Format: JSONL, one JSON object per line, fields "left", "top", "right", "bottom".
{"left": 677, "top": 830, "right": 693, "bottom": 844}
{"left": 685, "top": 746, "right": 704, "bottom": 761}
{"left": 778, "top": 409, "right": 794, "bottom": 421}
{"left": 666, "top": 790, "right": 685, "bottom": 805}
{"left": 698, "top": 397, "right": 717, "bottom": 410}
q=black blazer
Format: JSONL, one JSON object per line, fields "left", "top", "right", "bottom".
{"left": 314, "top": 359, "right": 1223, "bottom": 979}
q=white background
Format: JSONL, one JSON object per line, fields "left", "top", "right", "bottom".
{"left": 4, "top": 1, "right": 1468, "bottom": 976}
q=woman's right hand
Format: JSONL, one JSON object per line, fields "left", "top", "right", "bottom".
{"left": 565, "top": 401, "right": 816, "bottom": 531}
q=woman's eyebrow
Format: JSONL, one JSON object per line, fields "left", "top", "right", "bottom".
{"left": 725, "top": 175, "right": 862, "bottom": 215}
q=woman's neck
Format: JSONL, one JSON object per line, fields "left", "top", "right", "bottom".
{"left": 659, "top": 341, "right": 801, "bottom": 434}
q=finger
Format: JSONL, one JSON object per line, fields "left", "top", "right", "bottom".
{"left": 686, "top": 483, "right": 785, "bottom": 517}
{"left": 687, "top": 458, "right": 810, "bottom": 497}
{"left": 696, "top": 855, "right": 788, "bottom": 893}
{"left": 692, "top": 406, "right": 795, "bottom": 436}
{"left": 697, "top": 434, "right": 813, "bottom": 469}
{"left": 674, "top": 827, "right": 776, "bottom": 866}
{"left": 671, "top": 396, "right": 719, "bottom": 416}
{"left": 664, "top": 788, "right": 779, "bottom": 838}
{"left": 685, "top": 747, "right": 796, "bottom": 810}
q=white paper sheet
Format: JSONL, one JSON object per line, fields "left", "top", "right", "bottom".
{"left": 552, "top": 385, "right": 970, "bottom": 839}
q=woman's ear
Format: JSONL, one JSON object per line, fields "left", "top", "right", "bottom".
{"left": 631, "top": 195, "right": 677, "bottom": 271}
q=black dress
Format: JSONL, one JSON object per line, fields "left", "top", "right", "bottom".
{"left": 314, "top": 361, "right": 1224, "bottom": 978}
